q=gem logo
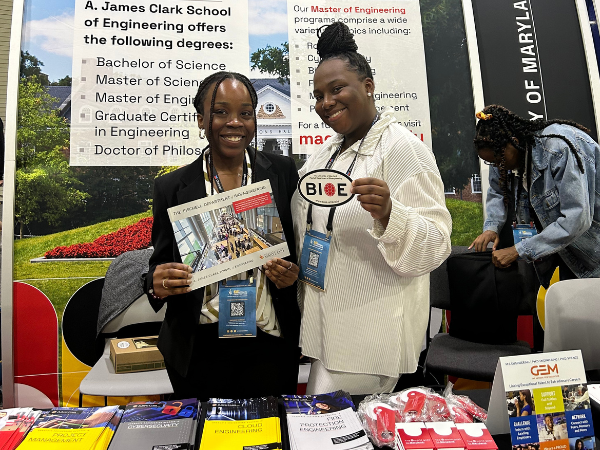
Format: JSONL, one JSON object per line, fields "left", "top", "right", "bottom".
{"left": 530, "top": 364, "right": 558, "bottom": 376}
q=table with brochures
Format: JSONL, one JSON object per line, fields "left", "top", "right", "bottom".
{"left": 133, "top": 392, "right": 600, "bottom": 450}
{"left": 195, "top": 393, "right": 499, "bottom": 450}
{"left": 4, "top": 388, "right": 598, "bottom": 450}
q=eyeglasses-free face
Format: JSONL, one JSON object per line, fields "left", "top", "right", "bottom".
{"left": 197, "top": 79, "right": 256, "bottom": 161}
{"left": 312, "top": 58, "right": 375, "bottom": 149}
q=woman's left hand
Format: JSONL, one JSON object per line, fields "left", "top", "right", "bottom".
{"left": 263, "top": 258, "right": 299, "bottom": 289}
{"left": 351, "top": 177, "right": 392, "bottom": 228}
{"left": 492, "top": 246, "right": 520, "bottom": 268}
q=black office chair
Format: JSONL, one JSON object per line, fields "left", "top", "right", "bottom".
{"left": 424, "top": 246, "right": 538, "bottom": 382}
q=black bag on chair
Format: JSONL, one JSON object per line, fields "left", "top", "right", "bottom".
{"left": 446, "top": 251, "right": 521, "bottom": 344}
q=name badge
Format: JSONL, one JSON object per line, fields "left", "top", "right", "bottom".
{"left": 513, "top": 223, "right": 538, "bottom": 246}
{"left": 218, "top": 279, "right": 256, "bottom": 338}
{"left": 299, "top": 229, "right": 331, "bottom": 291}
{"left": 298, "top": 169, "right": 354, "bottom": 207}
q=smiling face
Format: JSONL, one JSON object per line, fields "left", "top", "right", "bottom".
{"left": 544, "top": 416, "right": 553, "bottom": 430}
{"left": 313, "top": 58, "right": 376, "bottom": 148}
{"left": 197, "top": 78, "right": 255, "bottom": 161}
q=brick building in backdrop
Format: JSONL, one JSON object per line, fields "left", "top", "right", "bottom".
{"left": 445, "top": 174, "right": 482, "bottom": 203}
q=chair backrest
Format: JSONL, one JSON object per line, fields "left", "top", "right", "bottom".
{"left": 429, "top": 246, "right": 470, "bottom": 310}
{"left": 430, "top": 246, "right": 539, "bottom": 314}
{"left": 97, "top": 248, "right": 163, "bottom": 339}
{"left": 101, "top": 293, "right": 166, "bottom": 335}
{"left": 544, "top": 279, "right": 600, "bottom": 370}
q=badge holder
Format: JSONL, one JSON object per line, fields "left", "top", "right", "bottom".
{"left": 512, "top": 221, "right": 538, "bottom": 245}
{"left": 218, "top": 276, "right": 257, "bottom": 338}
{"left": 299, "top": 206, "right": 333, "bottom": 291}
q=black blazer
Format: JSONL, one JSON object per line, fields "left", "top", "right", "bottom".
{"left": 144, "top": 149, "right": 301, "bottom": 377}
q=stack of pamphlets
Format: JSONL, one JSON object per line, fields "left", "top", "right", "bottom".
{"left": 199, "top": 397, "right": 281, "bottom": 449}
{"left": 17, "top": 406, "right": 120, "bottom": 450}
{"left": 0, "top": 408, "right": 41, "bottom": 450}
{"left": 107, "top": 399, "right": 199, "bottom": 450}
{"left": 283, "top": 391, "right": 373, "bottom": 450}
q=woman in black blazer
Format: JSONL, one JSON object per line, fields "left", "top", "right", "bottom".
{"left": 144, "top": 72, "right": 301, "bottom": 400}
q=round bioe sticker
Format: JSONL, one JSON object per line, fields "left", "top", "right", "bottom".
{"left": 298, "top": 169, "right": 354, "bottom": 207}
{"left": 117, "top": 341, "right": 130, "bottom": 349}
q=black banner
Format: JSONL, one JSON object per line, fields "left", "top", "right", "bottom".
{"left": 471, "top": 0, "right": 597, "bottom": 138}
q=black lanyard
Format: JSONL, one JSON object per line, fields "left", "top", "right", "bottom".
{"left": 207, "top": 150, "right": 249, "bottom": 194}
{"left": 306, "top": 115, "right": 378, "bottom": 235}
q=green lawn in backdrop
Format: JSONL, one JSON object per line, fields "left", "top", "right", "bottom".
{"left": 13, "top": 201, "right": 481, "bottom": 318}
{"left": 14, "top": 211, "right": 152, "bottom": 323}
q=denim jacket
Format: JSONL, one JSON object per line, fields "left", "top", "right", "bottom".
{"left": 483, "top": 124, "right": 600, "bottom": 278}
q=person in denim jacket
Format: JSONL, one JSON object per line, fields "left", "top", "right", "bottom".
{"left": 469, "top": 105, "right": 600, "bottom": 281}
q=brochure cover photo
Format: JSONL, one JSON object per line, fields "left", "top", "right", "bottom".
{"left": 500, "top": 352, "right": 595, "bottom": 450}
{"left": 283, "top": 391, "right": 372, "bottom": 450}
{"left": 200, "top": 397, "right": 281, "bottom": 450}
{"left": 18, "top": 406, "right": 119, "bottom": 450}
{"left": 108, "top": 399, "right": 199, "bottom": 450}
{"left": 168, "top": 180, "right": 290, "bottom": 289}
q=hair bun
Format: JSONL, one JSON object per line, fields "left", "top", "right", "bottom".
{"left": 317, "top": 22, "right": 358, "bottom": 58}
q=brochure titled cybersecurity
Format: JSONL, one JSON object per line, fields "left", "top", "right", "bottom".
{"left": 167, "top": 180, "right": 290, "bottom": 290}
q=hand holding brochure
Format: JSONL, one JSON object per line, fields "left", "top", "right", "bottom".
{"left": 168, "top": 180, "right": 290, "bottom": 290}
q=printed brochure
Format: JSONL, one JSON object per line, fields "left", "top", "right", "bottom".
{"left": 168, "top": 180, "right": 290, "bottom": 289}
{"left": 283, "top": 391, "right": 372, "bottom": 450}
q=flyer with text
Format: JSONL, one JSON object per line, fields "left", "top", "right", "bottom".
{"left": 500, "top": 351, "right": 595, "bottom": 450}
{"left": 167, "top": 180, "right": 290, "bottom": 290}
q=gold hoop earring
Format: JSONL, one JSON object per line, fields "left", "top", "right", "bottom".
{"left": 199, "top": 129, "right": 206, "bottom": 140}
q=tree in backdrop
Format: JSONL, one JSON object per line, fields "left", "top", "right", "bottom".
{"left": 15, "top": 76, "right": 88, "bottom": 238}
{"left": 20, "top": 51, "right": 50, "bottom": 86}
{"left": 63, "top": 166, "right": 161, "bottom": 230}
{"left": 251, "top": 42, "right": 289, "bottom": 85}
{"left": 420, "top": 0, "right": 479, "bottom": 196}
{"left": 50, "top": 75, "right": 72, "bottom": 86}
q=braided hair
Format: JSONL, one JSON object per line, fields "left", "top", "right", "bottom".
{"left": 193, "top": 71, "right": 259, "bottom": 184}
{"left": 474, "top": 104, "right": 588, "bottom": 205}
{"left": 316, "top": 22, "right": 373, "bottom": 81}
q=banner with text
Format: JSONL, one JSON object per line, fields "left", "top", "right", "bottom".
{"left": 470, "top": 0, "right": 597, "bottom": 138}
{"left": 287, "top": 0, "right": 432, "bottom": 154}
{"left": 70, "top": 0, "right": 250, "bottom": 166}
{"left": 486, "top": 350, "right": 595, "bottom": 450}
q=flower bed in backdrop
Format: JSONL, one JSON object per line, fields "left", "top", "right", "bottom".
{"left": 45, "top": 217, "right": 153, "bottom": 258}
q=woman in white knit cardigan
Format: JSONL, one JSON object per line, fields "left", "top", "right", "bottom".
{"left": 291, "top": 22, "right": 452, "bottom": 395}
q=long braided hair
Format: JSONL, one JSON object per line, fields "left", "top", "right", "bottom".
{"left": 316, "top": 22, "right": 373, "bottom": 80}
{"left": 474, "top": 104, "right": 588, "bottom": 205}
{"left": 193, "top": 71, "right": 259, "bottom": 185}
